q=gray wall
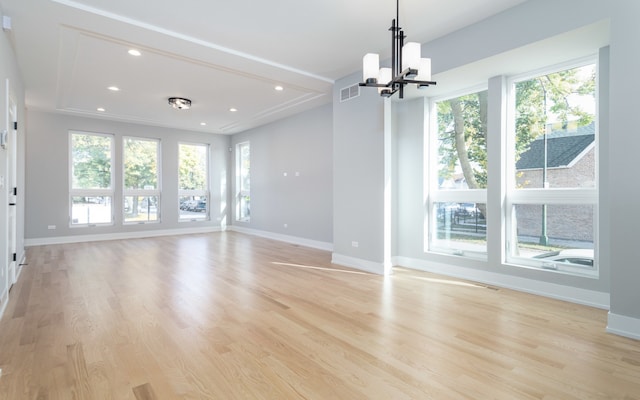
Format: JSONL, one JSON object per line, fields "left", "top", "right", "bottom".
{"left": 0, "top": 19, "right": 26, "bottom": 306}
{"left": 332, "top": 78, "right": 385, "bottom": 270}
{"left": 230, "top": 103, "right": 333, "bottom": 245}
{"left": 333, "top": 0, "right": 640, "bottom": 332}
{"left": 25, "top": 111, "right": 230, "bottom": 240}
{"left": 608, "top": 1, "right": 640, "bottom": 324}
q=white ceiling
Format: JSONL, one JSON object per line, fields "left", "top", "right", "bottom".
{"left": 0, "top": 0, "right": 527, "bottom": 134}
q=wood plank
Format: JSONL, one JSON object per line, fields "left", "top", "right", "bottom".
{"left": 67, "top": 342, "right": 94, "bottom": 400}
{"left": 132, "top": 383, "right": 157, "bottom": 400}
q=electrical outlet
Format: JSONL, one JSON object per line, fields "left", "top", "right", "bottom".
{"left": 47, "top": 225, "right": 56, "bottom": 230}
{"left": 352, "top": 241, "right": 359, "bottom": 248}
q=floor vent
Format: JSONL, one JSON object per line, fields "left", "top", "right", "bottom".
{"left": 340, "top": 84, "right": 360, "bottom": 102}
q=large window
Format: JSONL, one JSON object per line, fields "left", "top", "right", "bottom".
{"left": 507, "top": 60, "right": 597, "bottom": 275}
{"left": 123, "top": 137, "right": 160, "bottom": 223}
{"left": 428, "top": 88, "right": 488, "bottom": 257}
{"left": 70, "top": 131, "right": 114, "bottom": 226}
{"left": 236, "top": 142, "right": 250, "bottom": 222}
{"left": 178, "top": 143, "right": 209, "bottom": 221}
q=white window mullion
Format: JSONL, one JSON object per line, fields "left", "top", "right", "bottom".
{"left": 430, "top": 189, "right": 487, "bottom": 204}
{"left": 506, "top": 189, "right": 597, "bottom": 205}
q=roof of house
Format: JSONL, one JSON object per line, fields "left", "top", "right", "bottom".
{"left": 516, "top": 123, "right": 595, "bottom": 170}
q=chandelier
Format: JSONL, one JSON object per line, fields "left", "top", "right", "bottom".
{"left": 359, "top": 0, "right": 436, "bottom": 98}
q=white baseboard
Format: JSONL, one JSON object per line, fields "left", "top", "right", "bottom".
{"left": 607, "top": 312, "right": 640, "bottom": 340}
{"left": 228, "top": 225, "right": 333, "bottom": 252}
{"left": 0, "top": 286, "right": 8, "bottom": 322}
{"left": 0, "top": 253, "right": 26, "bottom": 322}
{"left": 393, "top": 256, "right": 610, "bottom": 309}
{"left": 15, "top": 252, "right": 25, "bottom": 282}
{"left": 25, "top": 226, "right": 222, "bottom": 247}
{"left": 331, "top": 253, "right": 386, "bottom": 275}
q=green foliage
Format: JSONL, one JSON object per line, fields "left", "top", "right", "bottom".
{"left": 239, "top": 143, "right": 250, "bottom": 192}
{"left": 179, "top": 144, "right": 208, "bottom": 190}
{"left": 515, "top": 65, "right": 595, "bottom": 161}
{"left": 73, "top": 135, "right": 208, "bottom": 193}
{"left": 72, "top": 133, "right": 112, "bottom": 189}
{"left": 124, "top": 138, "right": 158, "bottom": 189}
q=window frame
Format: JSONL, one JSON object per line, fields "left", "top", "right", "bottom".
{"left": 236, "top": 141, "right": 251, "bottom": 222}
{"left": 426, "top": 85, "right": 489, "bottom": 259}
{"left": 178, "top": 142, "right": 210, "bottom": 222}
{"left": 122, "top": 136, "right": 161, "bottom": 224}
{"left": 505, "top": 56, "right": 599, "bottom": 276}
{"left": 69, "top": 130, "right": 115, "bottom": 227}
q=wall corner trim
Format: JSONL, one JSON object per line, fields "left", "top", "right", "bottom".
{"left": 607, "top": 312, "right": 640, "bottom": 340}
{"left": 0, "top": 288, "right": 8, "bottom": 322}
{"left": 331, "top": 253, "right": 386, "bottom": 275}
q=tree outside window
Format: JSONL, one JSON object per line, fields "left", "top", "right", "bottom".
{"left": 123, "top": 137, "right": 160, "bottom": 223}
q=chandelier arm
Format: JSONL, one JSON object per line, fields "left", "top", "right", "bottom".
{"left": 359, "top": 77, "right": 436, "bottom": 88}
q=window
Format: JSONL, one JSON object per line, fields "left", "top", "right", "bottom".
{"left": 236, "top": 142, "right": 250, "bottom": 222}
{"left": 178, "top": 143, "right": 209, "bottom": 221}
{"left": 428, "top": 89, "right": 488, "bottom": 257}
{"left": 70, "top": 131, "right": 114, "bottom": 226}
{"left": 123, "top": 137, "right": 160, "bottom": 223}
{"left": 506, "top": 60, "right": 597, "bottom": 275}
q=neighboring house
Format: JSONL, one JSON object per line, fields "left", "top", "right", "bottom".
{"left": 515, "top": 123, "right": 595, "bottom": 242}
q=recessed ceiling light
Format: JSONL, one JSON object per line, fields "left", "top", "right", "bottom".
{"left": 200, "top": 122, "right": 207, "bottom": 126}
{"left": 108, "top": 86, "right": 120, "bottom": 91}
{"left": 275, "top": 85, "right": 284, "bottom": 91}
{"left": 128, "top": 49, "right": 141, "bottom": 56}
{"left": 97, "top": 107, "right": 105, "bottom": 112}
{"left": 229, "top": 108, "right": 238, "bottom": 112}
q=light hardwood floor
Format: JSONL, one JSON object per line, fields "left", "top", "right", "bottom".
{"left": 0, "top": 232, "right": 639, "bottom": 399}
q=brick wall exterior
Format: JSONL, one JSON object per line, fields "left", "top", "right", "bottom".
{"left": 515, "top": 148, "right": 595, "bottom": 243}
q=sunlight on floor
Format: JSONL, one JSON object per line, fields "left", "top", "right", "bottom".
{"left": 270, "top": 262, "right": 371, "bottom": 275}
{"left": 399, "top": 275, "right": 488, "bottom": 289}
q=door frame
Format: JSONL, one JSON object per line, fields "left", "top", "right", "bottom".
{"left": 7, "top": 84, "right": 17, "bottom": 285}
